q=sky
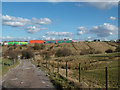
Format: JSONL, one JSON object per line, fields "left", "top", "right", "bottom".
{"left": 1, "top": 2, "right": 118, "bottom": 41}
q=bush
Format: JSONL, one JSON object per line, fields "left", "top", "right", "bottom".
{"left": 8, "top": 51, "right": 18, "bottom": 60}
{"left": 55, "top": 48, "right": 72, "bottom": 57}
{"left": 80, "top": 49, "right": 90, "bottom": 55}
{"left": 33, "top": 43, "right": 45, "bottom": 50}
{"left": 8, "top": 47, "right": 13, "bottom": 51}
{"left": 20, "top": 46, "right": 22, "bottom": 49}
{"left": 40, "top": 51, "right": 50, "bottom": 60}
{"left": 115, "top": 46, "right": 120, "bottom": 52}
{"left": 94, "top": 50, "right": 102, "bottom": 54}
{"left": 21, "top": 50, "right": 34, "bottom": 59}
{"left": 105, "top": 49, "right": 113, "bottom": 53}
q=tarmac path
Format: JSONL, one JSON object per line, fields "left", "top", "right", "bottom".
{"left": 1, "top": 59, "right": 55, "bottom": 89}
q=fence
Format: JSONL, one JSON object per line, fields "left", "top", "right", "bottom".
{"left": 38, "top": 59, "right": 118, "bottom": 88}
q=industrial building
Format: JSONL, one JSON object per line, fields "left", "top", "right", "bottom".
{"left": 1, "top": 40, "right": 74, "bottom": 45}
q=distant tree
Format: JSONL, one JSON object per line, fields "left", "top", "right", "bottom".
{"left": 98, "top": 39, "right": 100, "bottom": 42}
{"left": 55, "top": 48, "right": 72, "bottom": 57}
{"left": 93, "top": 39, "right": 97, "bottom": 42}
{"left": 33, "top": 43, "right": 45, "bottom": 50}
{"left": 115, "top": 46, "right": 120, "bottom": 52}
{"left": 20, "top": 46, "right": 22, "bottom": 49}
{"left": 21, "top": 50, "right": 34, "bottom": 59}
{"left": 105, "top": 49, "right": 113, "bottom": 53}
{"left": 8, "top": 51, "right": 18, "bottom": 60}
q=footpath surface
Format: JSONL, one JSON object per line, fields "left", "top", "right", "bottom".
{"left": 1, "top": 59, "right": 55, "bottom": 89}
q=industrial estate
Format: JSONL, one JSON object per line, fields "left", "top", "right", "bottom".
{"left": 1, "top": 40, "right": 74, "bottom": 45}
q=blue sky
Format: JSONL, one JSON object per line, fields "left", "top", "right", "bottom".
{"left": 2, "top": 2, "right": 118, "bottom": 41}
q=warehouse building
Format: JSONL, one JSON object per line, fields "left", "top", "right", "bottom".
{"left": 29, "top": 40, "right": 46, "bottom": 44}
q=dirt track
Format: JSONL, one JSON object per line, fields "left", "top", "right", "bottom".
{"left": 2, "top": 60, "right": 55, "bottom": 89}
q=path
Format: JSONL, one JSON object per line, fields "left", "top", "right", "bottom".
{"left": 2, "top": 59, "right": 55, "bottom": 89}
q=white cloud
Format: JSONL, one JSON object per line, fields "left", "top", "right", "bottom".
{"left": 46, "top": 31, "right": 73, "bottom": 36}
{"left": 25, "top": 26, "right": 48, "bottom": 34}
{"left": 88, "top": 36, "right": 91, "bottom": 39}
{"left": 87, "top": 2, "right": 118, "bottom": 10}
{"left": 77, "top": 23, "right": 118, "bottom": 37}
{"left": 41, "top": 36, "right": 51, "bottom": 40}
{"left": 2, "top": 15, "right": 51, "bottom": 33}
{"left": 77, "top": 27, "right": 88, "bottom": 35}
{"left": 32, "top": 18, "right": 51, "bottom": 25}
{"left": 3, "top": 21, "right": 26, "bottom": 27}
{"left": 110, "top": 16, "right": 116, "bottom": 20}
{"left": 2, "top": 15, "right": 52, "bottom": 27}
{"left": 1, "top": 36, "right": 31, "bottom": 41}
{"left": 90, "top": 23, "right": 118, "bottom": 37}
{"left": 2, "top": 15, "right": 30, "bottom": 27}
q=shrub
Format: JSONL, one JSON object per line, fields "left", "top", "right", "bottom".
{"left": 55, "top": 49, "right": 63, "bottom": 57}
{"left": 20, "top": 46, "right": 22, "bottom": 49}
{"left": 94, "top": 50, "right": 102, "bottom": 54}
{"left": 21, "top": 50, "right": 34, "bottom": 59}
{"left": 33, "top": 43, "right": 45, "bottom": 50}
{"left": 8, "top": 51, "right": 18, "bottom": 60}
{"left": 55, "top": 48, "right": 72, "bottom": 57}
{"left": 40, "top": 51, "right": 50, "bottom": 60}
{"left": 115, "top": 46, "right": 120, "bottom": 52}
{"left": 105, "top": 49, "right": 113, "bottom": 53}
{"left": 8, "top": 47, "right": 13, "bottom": 51}
{"left": 80, "top": 49, "right": 89, "bottom": 55}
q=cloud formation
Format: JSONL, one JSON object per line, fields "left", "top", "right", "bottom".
{"left": 32, "top": 18, "right": 51, "bottom": 25}
{"left": 110, "top": 16, "right": 116, "bottom": 20}
{"left": 41, "top": 35, "right": 54, "bottom": 40}
{"left": 2, "top": 15, "right": 30, "bottom": 27}
{"left": 2, "top": 15, "right": 51, "bottom": 33}
{"left": 90, "top": 23, "right": 118, "bottom": 37}
{"left": 77, "top": 23, "right": 118, "bottom": 37}
{"left": 46, "top": 31, "right": 73, "bottom": 37}
{"left": 88, "top": 2, "right": 118, "bottom": 10}
{"left": 1, "top": 36, "right": 31, "bottom": 41}
{"left": 77, "top": 27, "right": 88, "bottom": 35}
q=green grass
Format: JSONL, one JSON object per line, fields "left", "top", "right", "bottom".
{"left": 32, "top": 51, "right": 119, "bottom": 88}
{"left": 0, "top": 58, "right": 21, "bottom": 77}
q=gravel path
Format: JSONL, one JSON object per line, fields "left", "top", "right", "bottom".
{"left": 1, "top": 59, "right": 55, "bottom": 89}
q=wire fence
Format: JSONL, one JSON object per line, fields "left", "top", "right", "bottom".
{"left": 38, "top": 59, "right": 118, "bottom": 88}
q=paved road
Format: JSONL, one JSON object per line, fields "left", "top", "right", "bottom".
{"left": 2, "top": 60, "right": 55, "bottom": 89}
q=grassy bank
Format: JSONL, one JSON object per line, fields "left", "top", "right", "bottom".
{"left": 32, "top": 52, "right": 119, "bottom": 88}
{"left": 0, "top": 58, "right": 21, "bottom": 77}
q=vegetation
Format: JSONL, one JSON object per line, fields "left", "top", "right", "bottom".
{"left": 21, "top": 49, "right": 34, "bottom": 59}
{"left": 1, "top": 58, "right": 21, "bottom": 76}
{"left": 55, "top": 48, "right": 72, "bottom": 57}
{"left": 33, "top": 43, "right": 45, "bottom": 50}
{"left": 105, "top": 49, "right": 113, "bottom": 53}
{"left": 34, "top": 52, "right": 119, "bottom": 88}
{"left": 1, "top": 41, "right": 119, "bottom": 88}
{"left": 115, "top": 46, "right": 120, "bottom": 52}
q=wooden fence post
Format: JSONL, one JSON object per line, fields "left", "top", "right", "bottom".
{"left": 66, "top": 61, "right": 68, "bottom": 77}
{"left": 57, "top": 61, "right": 59, "bottom": 73}
{"left": 53, "top": 61, "right": 54, "bottom": 73}
{"left": 79, "top": 63, "right": 81, "bottom": 82}
{"left": 106, "top": 67, "right": 108, "bottom": 90}
{"left": 46, "top": 60, "right": 47, "bottom": 68}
